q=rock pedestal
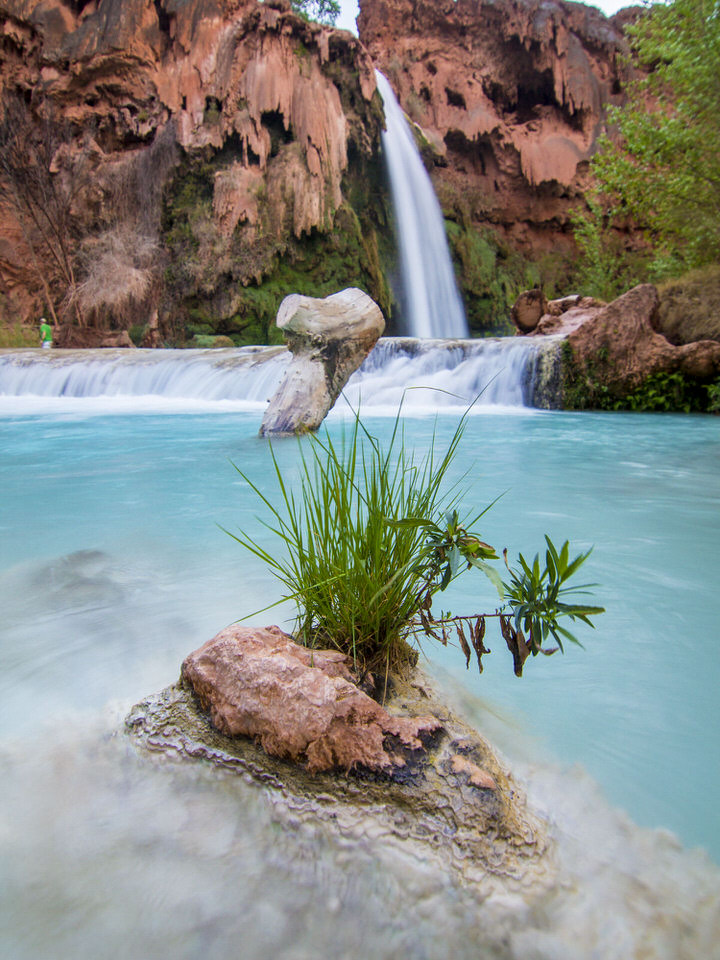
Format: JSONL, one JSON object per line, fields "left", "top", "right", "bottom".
{"left": 127, "top": 626, "right": 549, "bottom": 885}
{"left": 259, "top": 288, "right": 385, "bottom": 437}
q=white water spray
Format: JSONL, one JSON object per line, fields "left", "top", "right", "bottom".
{"left": 376, "top": 72, "right": 469, "bottom": 339}
{"left": 0, "top": 337, "right": 559, "bottom": 412}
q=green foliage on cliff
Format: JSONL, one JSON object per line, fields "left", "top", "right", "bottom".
{"left": 161, "top": 143, "right": 394, "bottom": 346}
{"left": 443, "top": 221, "right": 568, "bottom": 336}
{"left": 229, "top": 407, "right": 603, "bottom": 681}
{"left": 570, "top": 195, "right": 648, "bottom": 302}
{"left": 583, "top": 0, "right": 720, "bottom": 279}
{"left": 227, "top": 206, "right": 393, "bottom": 345}
{"left": 561, "top": 340, "right": 720, "bottom": 413}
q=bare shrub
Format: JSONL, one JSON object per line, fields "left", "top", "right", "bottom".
{"left": 0, "top": 94, "right": 95, "bottom": 325}
{"left": 110, "top": 121, "right": 179, "bottom": 235}
{"left": 72, "top": 229, "right": 159, "bottom": 328}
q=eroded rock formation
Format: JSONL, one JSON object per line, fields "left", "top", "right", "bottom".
{"left": 358, "top": 0, "right": 634, "bottom": 257}
{"left": 0, "top": 0, "right": 650, "bottom": 343}
{"left": 260, "top": 286, "right": 384, "bottom": 435}
{"left": 0, "top": 0, "right": 390, "bottom": 341}
{"left": 513, "top": 284, "right": 720, "bottom": 407}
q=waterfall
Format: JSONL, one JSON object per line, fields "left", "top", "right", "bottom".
{"left": 0, "top": 337, "right": 561, "bottom": 411}
{"left": 375, "top": 72, "right": 469, "bottom": 340}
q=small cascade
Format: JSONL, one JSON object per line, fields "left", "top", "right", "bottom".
{"left": 0, "top": 337, "right": 561, "bottom": 410}
{"left": 375, "top": 72, "right": 469, "bottom": 340}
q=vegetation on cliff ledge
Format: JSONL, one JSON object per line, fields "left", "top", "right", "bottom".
{"left": 575, "top": 0, "right": 720, "bottom": 288}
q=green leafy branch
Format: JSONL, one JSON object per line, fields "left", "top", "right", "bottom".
{"left": 227, "top": 405, "right": 604, "bottom": 684}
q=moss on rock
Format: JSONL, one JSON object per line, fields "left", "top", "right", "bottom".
{"left": 160, "top": 132, "right": 396, "bottom": 346}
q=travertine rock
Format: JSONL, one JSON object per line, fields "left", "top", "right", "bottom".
{"left": 260, "top": 287, "right": 385, "bottom": 436}
{"left": 0, "top": 0, "right": 379, "bottom": 327}
{"left": 566, "top": 284, "right": 720, "bottom": 392}
{"left": 523, "top": 283, "right": 720, "bottom": 402}
{"left": 180, "top": 624, "right": 441, "bottom": 774}
{"left": 358, "top": 0, "right": 637, "bottom": 259}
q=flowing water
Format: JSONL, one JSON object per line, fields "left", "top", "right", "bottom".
{"left": 376, "top": 73, "right": 469, "bottom": 339}
{"left": 0, "top": 338, "right": 556, "bottom": 413}
{"left": 1, "top": 348, "right": 720, "bottom": 958}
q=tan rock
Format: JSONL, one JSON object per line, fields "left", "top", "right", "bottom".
{"left": 180, "top": 624, "right": 442, "bottom": 774}
{"left": 450, "top": 754, "right": 497, "bottom": 791}
{"left": 540, "top": 283, "right": 720, "bottom": 401}
{"left": 511, "top": 289, "right": 548, "bottom": 334}
{"left": 260, "top": 287, "right": 385, "bottom": 436}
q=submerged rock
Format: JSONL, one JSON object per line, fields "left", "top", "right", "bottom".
{"left": 127, "top": 628, "right": 549, "bottom": 885}
{"left": 259, "top": 288, "right": 385, "bottom": 436}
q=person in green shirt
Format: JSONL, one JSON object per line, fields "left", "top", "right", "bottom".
{"left": 39, "top": 318, "right": 53, "bottom": 348}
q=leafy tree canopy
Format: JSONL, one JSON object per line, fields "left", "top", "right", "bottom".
{"left": 590, "top": 0, "right": 720, "bottom": 277}
{"left": 290, "top": 0, "right": 340, "bottom": 25}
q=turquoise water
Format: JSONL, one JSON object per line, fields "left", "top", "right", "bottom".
{"left": 1, "top": 404, "right": 719, "bottom": 958}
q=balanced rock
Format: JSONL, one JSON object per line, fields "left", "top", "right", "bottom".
{"left": 260, "top": 288, "right": 385, "bottom": 436}
{"left": 510, "top": 289, "right": 548, "bottom": 334}
{"left": 180, "top": 624, "right": 440, "bottom": 774}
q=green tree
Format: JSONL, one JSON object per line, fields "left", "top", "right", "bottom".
{"left": 291, "top": 0, "right": 340, "bottom": 25}
{"left": 589, "top": 0, "right": 720, "bottom": 277}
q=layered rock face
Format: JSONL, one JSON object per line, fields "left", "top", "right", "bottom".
{"left": 0, "top": 0, "right": 390, "bottom": 340}
{"left": 358, "top": 0, "right": 636, "bottom": 324}
{"left": 1, "top": 0, "right": 644, "bottom": 342}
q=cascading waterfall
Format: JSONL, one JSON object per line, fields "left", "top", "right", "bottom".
{"left": 375, "top": 72, "right": 469, "bottom": 339}
{"left": 0, "top": 337, "right": 561, "bottom": 410}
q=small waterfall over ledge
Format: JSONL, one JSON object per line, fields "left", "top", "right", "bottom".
{"left": 0, "top": 337, "right": 562, "bottom": 411}
{"left": 376, "top": 73, "right": 469, "bottom": 340}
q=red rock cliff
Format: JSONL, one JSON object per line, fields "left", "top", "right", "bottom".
{"left": 0, "top": 0, "right": 385, "bottom": 338}
{"left": 358, "top": 0, "right": 636, "bottom": 258}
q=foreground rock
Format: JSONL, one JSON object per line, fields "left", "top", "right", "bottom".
{"left": 181, "top": 624, "right": 440, "bottom": 773}
{"left": 126, "top": 626, "right": 549, "bottom": 884}
{"left": 260, "top": 288, "right": 385, "bottom": 436}
{"left": 512, "top": 284, "right": 720, "bottom": 406}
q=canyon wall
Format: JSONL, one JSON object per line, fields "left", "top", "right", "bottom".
{"left": 0, "top": 0, "right": 393, "bottom": 343}
{"left": 0, "top": 0, "right": 638, "bottom": 342}
{"left": 358, "top": 0, "right": 637, "bottom": 332}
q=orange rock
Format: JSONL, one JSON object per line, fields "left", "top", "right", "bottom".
{"left": 181, "top": 624, "right": 442, "bottom": 774}
{"left": 450, "top": 754, "right": 497, "bottom": 791}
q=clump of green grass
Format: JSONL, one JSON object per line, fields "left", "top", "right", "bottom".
{"left": 228, "top": 405, "right": 603, "bottom": 684}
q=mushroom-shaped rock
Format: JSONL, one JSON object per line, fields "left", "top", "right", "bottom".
{"left": 260, "top": 288, "right": 385, "bottom": 436}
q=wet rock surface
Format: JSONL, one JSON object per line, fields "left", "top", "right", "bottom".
{"left": 127, "top": 644, "right": 550, "bottom": 885}
{"left": 180, "top": 624, "right": 438, "bottom": 773}
{"left": 260, "top": 288, "right": 385, "bottom": 436}
{"left": 514, "top": 283, "right": 720, "bottom": 403}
